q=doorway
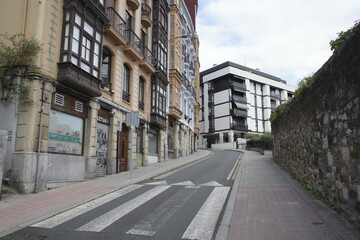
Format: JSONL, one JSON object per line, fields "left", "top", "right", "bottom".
{"left": 118, "top": 124, "right": 129, "bottom": 172}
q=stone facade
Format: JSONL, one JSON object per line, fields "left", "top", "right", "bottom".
{"left": 272, "top": 25, "right": 360, "bottom": 226}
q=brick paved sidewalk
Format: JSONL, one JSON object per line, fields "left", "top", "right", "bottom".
{"left": 223, "top": 151, "right": 360, "bottom": 240}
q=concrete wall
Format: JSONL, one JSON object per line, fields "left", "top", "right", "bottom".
{"left": 272, "top": 25, "right": 360, "bottom": 227}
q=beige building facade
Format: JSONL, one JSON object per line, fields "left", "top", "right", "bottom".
{"left": 0, "top": 0, "right": 200, "bottom": 194}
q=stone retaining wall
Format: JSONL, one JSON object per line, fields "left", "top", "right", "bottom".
{"left": 272, "top": 25, "right": 360, "bottom": 226}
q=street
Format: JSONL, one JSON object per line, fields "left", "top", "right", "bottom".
{"left": 1, "top": 150, "right": 241, "bottom": 240}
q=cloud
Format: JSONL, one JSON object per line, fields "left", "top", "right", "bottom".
{"left": 197, "top": 0, "right": 360, "bottom": 86}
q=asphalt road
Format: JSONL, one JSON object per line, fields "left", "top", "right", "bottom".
{"left": 1, "top": 150, "right": 241, "bottom": 240}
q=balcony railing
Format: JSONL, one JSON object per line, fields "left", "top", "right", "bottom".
{"left": 139, "top": 101, "right": 144, "bottom": 110}
{"left": 231, "top": 122, "right": 248, "bottom": 131}
{"left": 232, "top": 95, "right": 247, "bottom": 104}
{"left": 122, "top": 91, "right": 130, "bottom": 102}
{"left": 142, "top": 45, "right": 155, "bottom": 65}
{"left": 141, "top": 3, "right": 152, "bottom": 28}
{"left": 231, "top": 109, "right": 247, "bottom": 117}
{"left": 141, "top": 3, "right": 151, "bottom": 17}
{"left": 270, "top": 92, "right": 280, "bottom": 99}
{"left": 232, "top": 81, "right": 246, "bottom": 92}
{"left": 125, "top": 29, "right": 143, "bottom": 55}
{"left": 271, "top": 104, "right": 277, "bottom": 110}
{"left": 106, "top": 7, "right": 127, "bottom": 40}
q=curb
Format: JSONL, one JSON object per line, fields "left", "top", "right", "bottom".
{"left": 0, "top": 150, "right": 213, "bottom": 238}
{"left": 215, "top": 150, "right": 245, "bottom": 240}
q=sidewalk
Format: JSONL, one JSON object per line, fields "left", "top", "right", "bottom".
{"left": 218, "top": 150, "right": 360, "bottom": 240}
{"left": 0, "top": 150, "right": 212, "bottom": 238}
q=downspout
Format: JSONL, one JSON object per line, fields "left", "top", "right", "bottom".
{"left": 34, "top": 78, "right": 45, "bottom": 193}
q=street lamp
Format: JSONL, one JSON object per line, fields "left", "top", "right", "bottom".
{"left": 168, "top": 35, "right": 191, "bottom": 42}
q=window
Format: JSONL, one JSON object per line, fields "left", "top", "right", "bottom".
{"left": 139, "top": 78, "right": 145, "bottom": 110}
{"left": 61, "top": 11, "right": 102, "bottom": 78}
{"left": 151, "top": 80, "right": 167, "bottom": 117}
{"left": 48, "top": 110, "right": 84, "bottom": 155}
{"left": 122, "top": 64, "right": 130, "bottom": 102}
{"left": 101, "top": 48, "right": 111, "bottom": 91}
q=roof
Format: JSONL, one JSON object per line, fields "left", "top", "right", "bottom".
{"left": 200, "top": 61, "right": 287, "bottom": 84}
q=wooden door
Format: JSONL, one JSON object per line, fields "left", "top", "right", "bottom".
{"left": 118, "top": 125, "right": 129, "bottom": 172}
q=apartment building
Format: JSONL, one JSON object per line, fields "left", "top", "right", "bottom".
{"left": 0, "top": 0, "right": 199, "bottom": 194}
{"left": 167, "top": 0, "right": 200, "bottom": 158}
{"left": 199, "top": 61, "right": 295, "bottom": 148}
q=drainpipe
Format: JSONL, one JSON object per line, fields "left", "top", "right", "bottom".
{"left": 34, "top": 79, "right": 45, "bottom": 193}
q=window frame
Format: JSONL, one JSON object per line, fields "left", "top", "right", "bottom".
{"left": 60, "top": 10, "right": 102, "bottom": 78}
{"left": 101, "top": 47, "right": 112, "bottom": 91}
{"left": 122, "top": 64, "right": 131, "bottom": 102}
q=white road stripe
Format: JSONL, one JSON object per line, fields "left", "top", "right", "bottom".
{"left": 31, "top": 185, "right": 141, "bottom": 228}
{"left": 182, "top": 187, "right": 230, "bottom": 240}
{"left": 76, "top": 185, "right": 170, "bottom": 232}
{"left": 172, "top": 181, "right": 195, "bottom": 186}
{"left": 144, "top": 180, "right": 167, "bottom": 185}
{"left": 200, "top": 181, "right": 224, "bottom": 187}
{"left": 127, "top": 187, "right": 198, "bottom": 236}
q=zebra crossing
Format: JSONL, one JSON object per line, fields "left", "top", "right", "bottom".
{"left": 31, "top": 181, "right": 230, "bottom": 240}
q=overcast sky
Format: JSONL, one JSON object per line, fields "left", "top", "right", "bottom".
{"left": 196, "top": 0, "right": 360, "bottom": 87}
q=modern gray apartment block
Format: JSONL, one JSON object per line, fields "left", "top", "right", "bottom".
{"left": 199, "top": 61, "right": 295, "bottom": 148}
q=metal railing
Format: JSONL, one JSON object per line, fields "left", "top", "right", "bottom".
{"left": 232, "top": 81, "right": 246, "bottom": 91}
{"left": 141, "top": 3, "right": 151, "bottom": 18}
{"left": 122, "top": 91, "right": 130, "bottom": 102}
{"left": 125, "top": 29, "right": 143, "bottom": 55}
{"left": 138, "top": 101, "right": 144, "bottom": 110}
{"left": 142, "top": 45, "right": 155, "bottom": 65}
{"left": 231, "top": 122, "right": 248, "bottom": 131}
{"left": 270, "top": 92, "right": 280, "bottom": 99}
{"left": 106, "top": 8, "right": 127, "bottom": 39}
{"left": 231, "top": 109, "right": 247, "bottom": 117}
{"left": 232, "top": 95, "right": 247, "bottom": 104}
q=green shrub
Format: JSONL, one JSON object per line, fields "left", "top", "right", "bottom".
{"left": 247, "top": 132, "right": 273, "bottom": 150}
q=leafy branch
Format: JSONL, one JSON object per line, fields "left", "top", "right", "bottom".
{"left": 329, "top": 20, "right": 359, "bottom": 52}
{"left": 0, "top": 34, "right": 41, "bottom": 103}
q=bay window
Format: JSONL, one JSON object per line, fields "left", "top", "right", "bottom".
{"left": 61, "top": 10, "right": 102, "bottom": 78}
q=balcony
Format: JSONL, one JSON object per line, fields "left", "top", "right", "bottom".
{"left": 141, "top": 3, "right": 152, "bottom": 28}
{"left": 138, "top": 101, "right": 144, "bottom": 110}
{"left": 232, "top": 81, "right": 246, "bottom": 92}
{"left": 138, "top": 45, "right": 156, "bottom": 73}
{"left": 122, "top": 91, "right": 130, "bottom": 102}
{"left": 57, "top": 62, "right": 101, "bottom": 97}
{"left": 123, "top": 29, "right": 143, "bottom": 61}
{"left": 150, "top": 113, "right": 166, "bottom": 129}
{"left": 232, "top": 95, "right": 247, "bottom": 104}
{"left": 126, "top": 0, "right": 139, "bottom": 11}
{"left": 231, "top": 108, "right": 248, "bottom": 117}
{"left": 271, "top": 104, "right": 277, "bottom": 111}
{"left": 169, "top": 106, "right": 182, "bottom": 120}
{"left": 231, "top": 122, "right": 248, "bottom": 131}
{"left": 105, "top": 8, "right": 127, "bottom": 45}
{"left": 270, "top": 92, "right": 280, "bottom": 100}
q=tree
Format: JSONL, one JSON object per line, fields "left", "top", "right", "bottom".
{"left": 329, "top": 20, "right": 359, "bottom": 52}
{"left": 0, "top": 34, "right": 41, "bottom": 103}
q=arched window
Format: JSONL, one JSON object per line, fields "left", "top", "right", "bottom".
{"left": 101, "top": 48, "right": 111, "bottom": 91}
{"left": 122, "top": 64, "right": 130, "bottom": 102}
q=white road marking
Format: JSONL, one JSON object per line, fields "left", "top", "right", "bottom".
{"left": 127, "top": 187, "right": 198, "bottom": 236}
{"left": 172, "top": 181, "right": 195, "bottom": 186}
{"left": 76, "top": 185, "right": 170, "bottom": 232}
{"left": 182, "top": 187, "right": 230, "bottom": 240}
{"left": 31, "top": 185, "right": 141, "bottom": 228}
{"left": 144, "top": 180, "right": 168, "bottom": 185}
{"left": 199, "top": 181, "right": 224, "bottom": 187}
